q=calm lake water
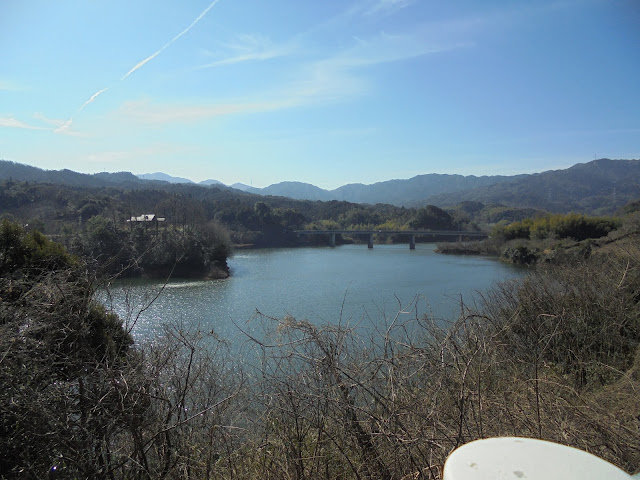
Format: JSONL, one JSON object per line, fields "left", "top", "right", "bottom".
{"left": 102, "top": 244, "right": 525, "bottom": 346}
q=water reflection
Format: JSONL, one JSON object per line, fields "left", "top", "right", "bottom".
{"left": 101, "top": 244, "right": 524, "bottom": 346}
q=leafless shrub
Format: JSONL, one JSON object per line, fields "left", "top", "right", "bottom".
{"left": 4, "top": 216, "right": 638, "bottom": 478}
{"left": 227, "top": 245, "right": 640, "bottom": 479}
{"left": 101, "top": 322, "right": 247, "bottom": 480}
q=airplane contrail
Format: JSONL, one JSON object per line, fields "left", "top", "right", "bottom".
{"left": 67, "top": 0, "right": 222, "bottom": 128}
{"left": 122, "top": 0, "right": 222, "bottom": 80}
{"left": 79, "top": 87, "right": 110, "bottom": 111}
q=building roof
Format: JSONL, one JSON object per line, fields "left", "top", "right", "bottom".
{"left": 127, "top": 214, "right": 166, "bottom": 222}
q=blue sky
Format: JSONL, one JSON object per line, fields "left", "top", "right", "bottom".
{"left": 1, "top": 0, "right": 639, "bottom": 189}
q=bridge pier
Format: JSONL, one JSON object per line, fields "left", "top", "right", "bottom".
{"left": 293, "top": 229, "right": 487, "bottom": 247}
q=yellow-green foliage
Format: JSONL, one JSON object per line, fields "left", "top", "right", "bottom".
{"left": 375, "top": 219, "right": 410, "bottom": 230}
{"left": 304, "top": 219, "right": 342, "bottom": 230}
{"left": 493, "top": 213, "right": 620, "bottom": 241}
{"left": 492, "top": 217, "right": 534, "bottom": 240}
{"left": 344, "top": 223, "right": 377, "bottom": 231}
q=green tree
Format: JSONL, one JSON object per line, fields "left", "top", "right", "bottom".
{"left": 409, "top": 205, "right": 455, "bottom": 230}
{"left": 274, "top": 208, "right": 306, "bottom": 230}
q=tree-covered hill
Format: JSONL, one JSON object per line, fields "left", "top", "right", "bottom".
{"left": 0, "top": 160, "right": 149, "bottom": 188}
{"left": 425, "top": 158, "right": 640, "bottom": 214}
{"left": 2, "top": 158, "right": 638, "bottom": 213}
{"left": 0, "top": 175, "right": 484, "bottom": 255}
{"left": 250, "top": 159, "right": 638, "bottom": 211}
{"left": 330, "top": 172, "right": 527, "bottom": 205}
{"left": 229, "top": 173, "right": 526, "bottom": 205}
{"left": 3, "top": 158, "right": 638, "bottom": 254}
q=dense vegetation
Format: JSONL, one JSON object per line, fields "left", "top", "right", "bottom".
{"left": 0, "top": 173, "right": 633, "bottom": 273}
{"left": 492, "top": 212, "right": 621, "bottom": 242}
{"left": 2, "top": 156, "right": 639, "bottom": 243}
{"left": 0, "top": 178, "right": 480, "bottom": 251}
{"left": 0, "top": 221, "right": 134, "bottom": 477}
{"left": 75, "top": 216, "right": 231, "bottom": 278}
{"left": 438, "top": 211, "right": 624, "bottom": 265}
{"left": 1, "top": 210, "right": 639, "bottom": 478}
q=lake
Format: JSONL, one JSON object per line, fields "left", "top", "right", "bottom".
{"left": 101, "top": 244, "right": 525, "bottom": 346}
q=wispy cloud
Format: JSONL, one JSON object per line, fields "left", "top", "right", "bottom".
{"left": 0, "top": 117, "right": 47, "bottom": 130}
{"left": 285, "top": 25, "right": 473, "bottom": 102}
{"left": 122, "top": 0, "right": 223, "bottom": 80}
{"left": 290, "top": 18, "right": 476, "bottom": 97}
{"left": 278, "top": 4, "right": 482, "bottom": 103}
{"left": 0, "top": 113, "right": 85, "bottom": 137}
{"left": 336, "top": 31, "right": 472, "bottom": 67}
{"left": 116, "top": 17, "right": 475, "bottom": 127}
{"left": 32, "top": 113, "right": 84, "bottom": 137}
{"left": 364, "top": 0, "right": 414, "bottom": 16}
{"left": 109, "top": 1, "right": 486, "bottom": 129}
{"left": 76, "top": 0, "right": 474, "bottom": 128}
{"left": 53, "top": 118, "right": 85, "bottom": 137}
{"left": 312, "top": 0, "right": 415, "bottom": 30}
{"left": 33, "top": 112, "right": 66, "bottom": 127}
{"left": 198, "top": 33, "right": 293, "bottom": 69}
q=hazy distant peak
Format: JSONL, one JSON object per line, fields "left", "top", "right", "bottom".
{"left": 137, "top": 172, "right": 194, "bottom": 184}
{"left": 259, "top": 181, "right": 332, "bottom": 201}
{"left": 199, "top": 179, "right": 224, "bottom": 186}
{"left": 230, "top": 183, "right": 261, "bottom": 193}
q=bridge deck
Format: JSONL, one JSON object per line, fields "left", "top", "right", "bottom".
{"left": 294, "top": 229, "right": 487, "bottom": 236}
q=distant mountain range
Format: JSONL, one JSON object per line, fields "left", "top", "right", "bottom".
{"left": 1, "top": 158, "right": 638, "bottom": 214}
{"left": 233, "top": 174, "right": 527, "bottom": 206}
{"left": 208, "top": 160, "right": 640, "bottom": 214}
{"left": 135, "top": 171, "right": 528, "bottom": 204}
{"left": 424, "top": 158, "right": 640, "bottom": 214}
{"left": 138, "top": 172, "right": 223, "bottom": 186}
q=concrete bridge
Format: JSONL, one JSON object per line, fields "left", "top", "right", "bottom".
{"left": 294, "top": 229, "right": 488, "bottom": 249}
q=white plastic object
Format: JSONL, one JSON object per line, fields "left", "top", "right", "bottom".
{"left": 443, "top": 437, "right": 631, "bottom": 480}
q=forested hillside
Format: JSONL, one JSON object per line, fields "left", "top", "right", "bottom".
{"left": 234, "top": 173, "right": 524, "bottom": 205}
{"left": 3, "top": 158, "right": 638, "bottom": 213}
{"left": 0, "top": 160, "right": 150, "bottom": 188}
{"left": 0, "top": 177, "right": 481, "bottom": 282}
{"left": 425, "top": 158, "right": 640, "bottom": 214}
{"left": 184, "top": 158, "right": 640, "bottom": 212}
{"left": 1, "top": 158, "right": 638, "bottom": 254}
